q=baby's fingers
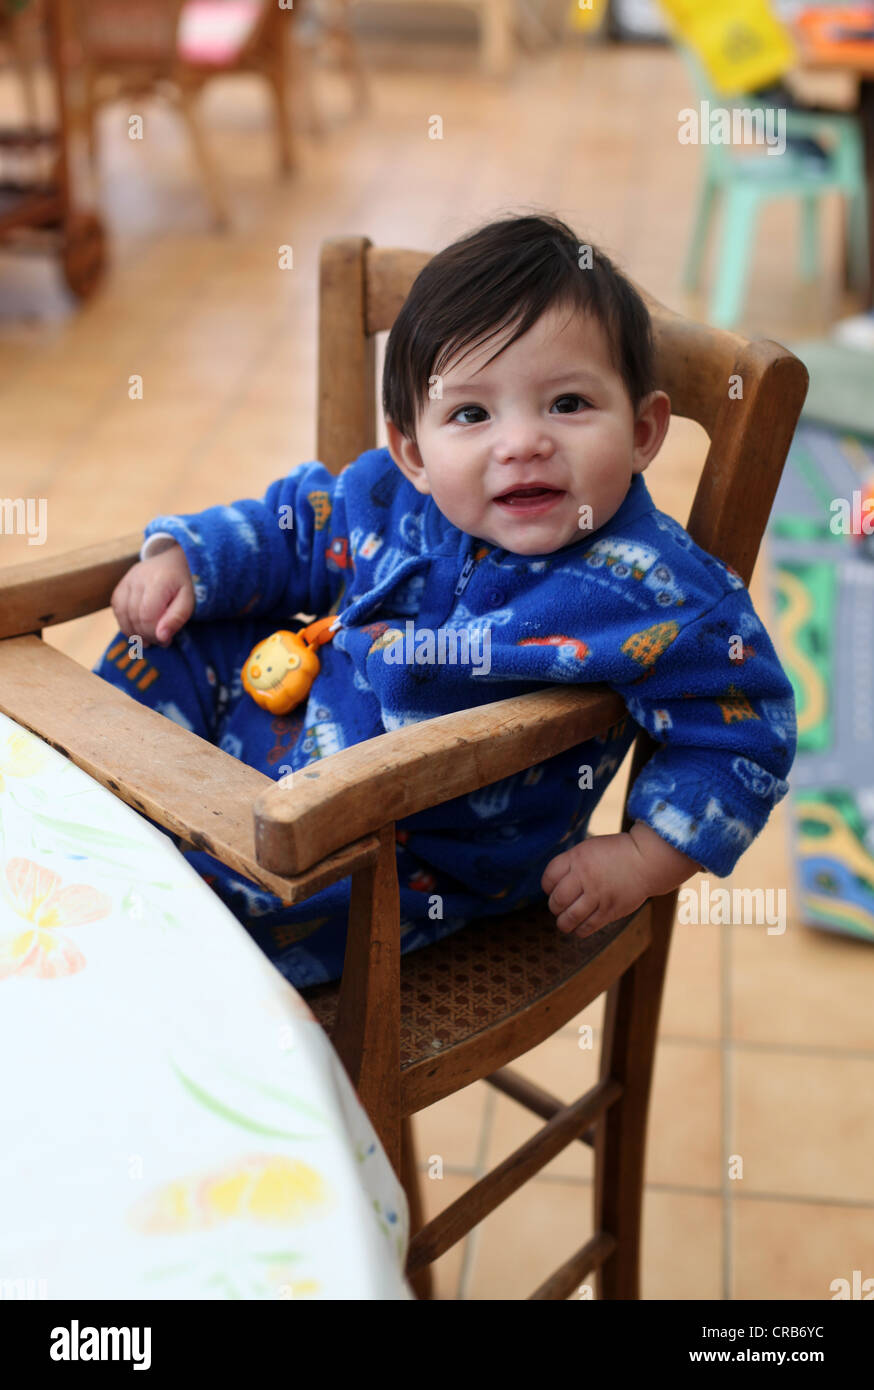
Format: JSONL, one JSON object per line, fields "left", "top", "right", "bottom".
{"left": 541, "top": 851, "right": 572, "bottom": 897}
{"left": 555, "top": 893, "right": 599, "bottom": 936}
{"left": 546, "top": 870, "right": 578, "bottom": 918}
{"left": 546, "top": 866, "right": 595, "bottom": 934}
{"left": 153, "top": 585, "right": 194, "bottom": 646}
{"left": 111, "top": 574, "right": 141, "bottom": 643}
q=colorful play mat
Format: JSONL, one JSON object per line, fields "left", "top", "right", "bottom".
{"left": 768, "top": 422, "right": 874, "bottom": 942}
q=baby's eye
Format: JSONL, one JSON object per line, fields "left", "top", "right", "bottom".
{"left": 551, "top": 394, "right": 591, "bottom": 414}
{"left": 450, "top": 404, "right": 488, "bottom": 425}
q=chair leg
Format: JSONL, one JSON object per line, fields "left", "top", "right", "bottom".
{"left": 682, "top": 176, "right": 720, "bottom": 292}
{"left": 709, "top": 186, "right": 759, "bottom": 328}
{"left": 800, "top": 195, "right": 819, "bottom": 283}
{"left": 327, "top": 2, "right": 370, "bottom": 115}
{"left": 265, "top": 31, "right": 297, "bottom": 174}
{"left": 176, "top": 83, "right": 230, "bottom": 230}
{"left": 288, "top": 27, "right": 324, "bottom": 138}
{"left": 401, "top": 1116, "right": 434, "bottom": 1301}
{"left": 593, "top": 891, "right": 677, "bottom": 1299}
{"left": 82, "top": 69, "right": 100, "bottom": 169}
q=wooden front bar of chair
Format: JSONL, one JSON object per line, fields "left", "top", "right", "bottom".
{"left": 0, "top": 237, "right": 808, "bottom": 1299}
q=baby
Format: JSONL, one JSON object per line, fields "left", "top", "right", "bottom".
{"left": 96, "top": 213, "right": 797, "bottom": 988}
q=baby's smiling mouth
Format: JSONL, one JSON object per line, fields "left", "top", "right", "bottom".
{"left": 494, "top": 484, "right": 565, "bottom": 512}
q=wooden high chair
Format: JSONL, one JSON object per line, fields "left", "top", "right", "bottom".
{"left": 0, "top": 236, "right": 808, "bottom": 1299}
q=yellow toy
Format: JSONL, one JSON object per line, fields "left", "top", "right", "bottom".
{"left": 656, "top": 0, "right": 796, "bottom": 96}
{"left": 568, "top": 0, "right": 607, "bottom": 32}
{"left": 241, "top": 617, "right": 338, "bottom": 716}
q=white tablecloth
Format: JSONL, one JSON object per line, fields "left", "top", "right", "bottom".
{"left": 0, "top": 711, "right": 411, "bottom": 1300}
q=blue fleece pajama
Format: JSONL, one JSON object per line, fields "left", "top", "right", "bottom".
{"left": 93, "top": 447, "right": 797, "bottom": 987}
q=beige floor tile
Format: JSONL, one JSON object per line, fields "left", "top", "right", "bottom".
{"left": 415, "top": 1170, "right": 474, "bottom": 1301}
{"left": 659, "top": 908, "right": 723, "bottom": 1042}
{"left": 482, "top": 1034, "right": 598, "bottom": 1181}
{"left": 55, "top": 402, "right": 216, "bottom": 469}
{"left": 176, "top": 447, "right": 313, "bottom": 512}
{"left": 733, "top": 1052, "right": 874, "bottom": 1202}
{"left": 0, "top": 382, "right": 110, "bottom": 437}
{"left": 642, "top": 1189, "right": 724, "bottom": 1300}
{"left": 409, "top": 1081, "right": 489, "bottom": 1174}
{"left": 731, "top": 915, "right": 874, "bottom": 1050}
{"left": 562, "top": 994, "right": 605, "bottom": 1038}
{"left": 465, "top": 1175, "right": 594, "bottom": 1300}
{"left": 480, "top": 1033, "right": 722, "bottom": 1191}
{"left": 647, "top": 1041, "right": 723, "bottom": 1190}
{"left": 46, "top": 612, "right": 120, "bottom": 672}
{"left": 585, "top": 745, "right": 636, "bottom": 836}
{"left": 732, "top": 1197, "right": 874, "bottom": 1301}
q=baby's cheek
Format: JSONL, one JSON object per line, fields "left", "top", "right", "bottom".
{"left": 433, "top": 479, "right": 485, "bottom": 531}
{"left": 580, "top": 475, "right": 628, "bottom": 528}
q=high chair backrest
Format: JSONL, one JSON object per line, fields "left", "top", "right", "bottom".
{"left": 317, "top": 237, "right": 808, "bottom": 588}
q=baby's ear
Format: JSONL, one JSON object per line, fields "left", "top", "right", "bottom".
{"left": 631, "top": 390, "right": 671, "bottom": 475}
{"left": 386, "top": 419, "right": 431, "bottom": 495}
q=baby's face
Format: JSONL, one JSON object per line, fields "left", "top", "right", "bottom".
{"left": 387, "top": 304, "right": 670, "bottom": 555}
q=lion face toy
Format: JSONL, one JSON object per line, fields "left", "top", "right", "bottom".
{"left": 241, "top": 630, "right": 321, "bottom": 715}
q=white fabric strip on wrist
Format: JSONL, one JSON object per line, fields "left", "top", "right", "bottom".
{"left": 140, "top": 531, "right": 180, "bottom": 561}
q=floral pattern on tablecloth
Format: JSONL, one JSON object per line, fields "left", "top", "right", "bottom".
{"left": 0, "top": 713, "right": 410, "bottom": 1300}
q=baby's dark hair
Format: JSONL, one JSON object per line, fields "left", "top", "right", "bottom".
{"left": 382, "top": 212, "right": 657, "bottom": 441}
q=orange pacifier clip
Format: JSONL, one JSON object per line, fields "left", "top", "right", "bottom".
{"left": 241, "top": 616, "right": 340, "bottom": 715}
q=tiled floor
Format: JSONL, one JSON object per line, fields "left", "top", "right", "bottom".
{"left": 1, "top": 28, "right": 872, "bottom": 1299}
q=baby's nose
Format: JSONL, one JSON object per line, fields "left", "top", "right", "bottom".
{"left": 496, "top": 422, "right": 552, "bottom": 460}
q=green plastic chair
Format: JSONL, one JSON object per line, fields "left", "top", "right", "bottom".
{"left": 680, "top": 49, "right": 869, "bottom": 328}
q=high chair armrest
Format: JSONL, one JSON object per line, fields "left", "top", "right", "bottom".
{"left": 0, "top": 634, "right": 379, "bottom": 905}
{"left": 255, "top": 685, "right": 628, "bottom": 875}
{"left": 0, "top": 532, "right": 144, "bottom": 638}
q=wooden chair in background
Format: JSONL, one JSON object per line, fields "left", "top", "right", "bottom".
{"left": 0, "top": 0, "right": 43, "bottom": 129}
{"left": 300, "top": 0, "right": 369, "bottom": 127}
{"left": 67, "top": 0, "right": 299, "bottom": 227}
{"left": 350, "top": 0, "right": 516, "bottom": 78}
{"left": 0, "top": 235, "right": 807, "bottom": 1298}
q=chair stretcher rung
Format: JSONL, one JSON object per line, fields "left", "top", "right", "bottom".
{"left": 528, "top": 1232, "right": 617, "bottom": 1300}
{"left": 486, "top": 1066, "right": 598, "bottom": 1147}
{"left": 405, "top": 1077, "right": 622, "bottom": 1274}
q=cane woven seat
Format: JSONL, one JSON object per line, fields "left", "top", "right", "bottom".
{"left": 302, "top": 901, "right": 642, "bottom": 1070}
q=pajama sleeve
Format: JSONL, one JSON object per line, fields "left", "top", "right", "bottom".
{"left": 141, "top": 462, "right": 348, "bottom": 621}
{"left": 610, "top": 588, "right": 797, "bottom": 877}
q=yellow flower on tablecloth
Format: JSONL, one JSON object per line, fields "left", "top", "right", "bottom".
{"left": 0, "top": 857, "right": 112, "bottom": 980}
{"left": 0, "top": 730, "right": 49, "bottom": 792}
{"left": 277, "top": 1279, "right": 320, "bottom": 1299}
{"left": 130, "top": 1155, "right": 331, "bottom": 1234}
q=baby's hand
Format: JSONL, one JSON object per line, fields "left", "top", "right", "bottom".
{"left": 542, "top": 822, "right": 701, "bottom": 941}
{"left": 111, "top": 544, "right": 195, "bottom": 648}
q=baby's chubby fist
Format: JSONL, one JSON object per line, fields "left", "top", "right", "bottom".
{"left": 110, "top": 543, "right": 195, "bottom": 648}
{"left": 542, "top": 833, "right": 651, "bottom": 941}
{"left": 542, "top": 821, "right": 701, "bottom": 941}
